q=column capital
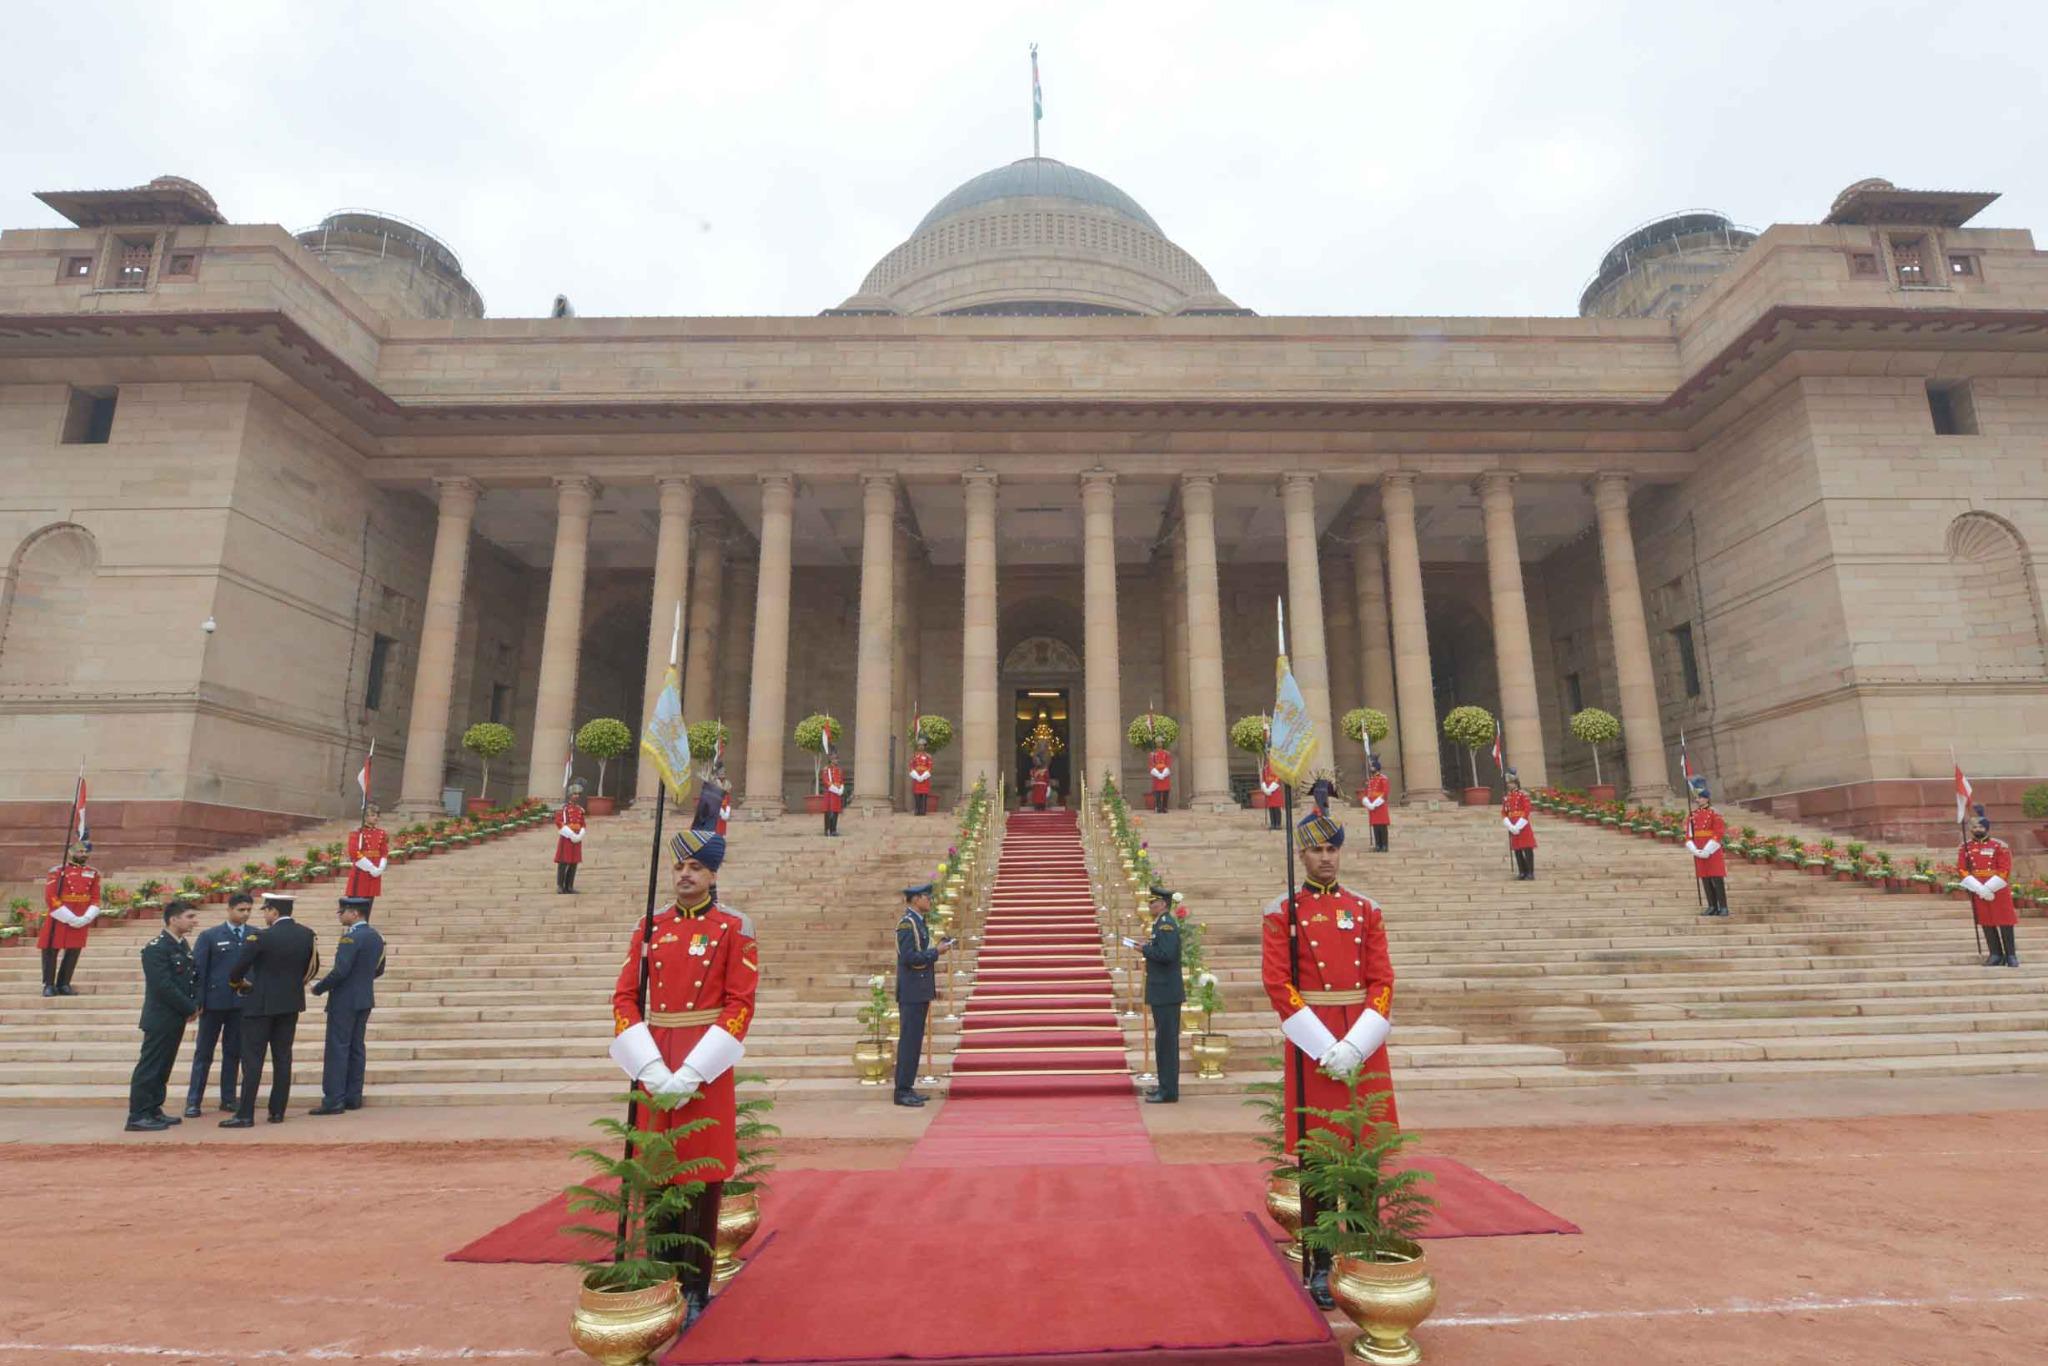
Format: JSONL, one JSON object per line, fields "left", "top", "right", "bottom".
{"left": 758, "top": 470, "right": 796, "bottom": 487}
{"left": 431, "top": 475, "right": 481, "bottom": 512}
{"left": 962, "top": 468, "right": 999, "bottom": 489}
{"left": 1380, "top": 470, "right": 1419, "bottom": 491}
{"left": 655, "top": 476, "right": 694, "bottom": 515}
{"left": 1179, "top": 471, "right": 1219, "bottom": 492}
{"left": 552, "top": 473, "right": 599, "bottom": 495}
{"left": 1279, "top": 470, "right": 1317, "bottom": 492}
{"left": 1589, "top": 470, "right": 1631, "bottom": 507}
{"left": 654, "top": 473, "right": 694, "bottom": 490}
{"left": 1475, "top": 470, "right": 1518, "bottom": 501}
{"left": 1079, "top": 468, "right": 1118, "bottom": 490}
{"left": 860, "top": 471, "right": 898, "bottom": 506}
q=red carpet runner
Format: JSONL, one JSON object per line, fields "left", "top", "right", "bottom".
{"left": 946, "top": 809, "right": 1134, "bottom": 1099}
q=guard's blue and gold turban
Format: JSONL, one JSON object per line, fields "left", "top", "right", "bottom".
{"left": 670, "top": 829, "right": 726, "bottom": 871}
{"left": 1295, "top": 810, "right": 1345, "bottom": 850}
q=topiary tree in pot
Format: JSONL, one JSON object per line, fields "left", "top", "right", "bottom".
{"left": 2023, "top": 784, "right": 2048, "bottom": 850}
{"left": 462, "top": 722, "right": 516, "bottom": 808}
{"left": 1568, "top": 707, "right": 1621, "bottom": 800}
{"left": 1440, "top": 706, "right": 1497, "bottom": 804}
{"left": 575, "top": 717, "right": 634, "bottom": 814}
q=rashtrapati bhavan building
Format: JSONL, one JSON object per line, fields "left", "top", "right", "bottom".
{"left": 2, "top": 161, "right": 2045, "bottom": 876}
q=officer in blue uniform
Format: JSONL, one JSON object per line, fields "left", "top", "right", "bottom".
{"left": 1130, "top": 886, "right": 1184, "bottom": 1103}
{"left": 309, "top": 895, "right": 385, "bottom": 1115}
{"left": 893, "top": 881, "right": 950, "bottom": 1107}
{"left": 183, "top": 890, "right": 253, "bottom": 1117}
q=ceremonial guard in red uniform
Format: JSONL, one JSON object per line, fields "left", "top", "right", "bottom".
{"left": 1259, "top": 756, "right": 1284, "bottom": 830}
{"left": 345, "top": 804, "right": 390, "bottom": 908}
{"left": 39, "top": 843, "right": 102, "bottom": 997}
{"left": 1502, "top": 768, "right": 1537, "bottom": 880}
{"left": 1959, "top": 804, "right": 2019, "bottom": 967}
{"left": 819, "top": 747, "right": 846, "bottom": 837}
{"left": 554, "top": 783, "right": 587, "bottom": 894}
{"left": 1684, "top": 780, "right": 1730, "bottom": 916}
{"left": 1362, "top": 756, "right": 1392, "bottom": 852}
{"left": 909, "top": 746, "right": 934, "bottom": 817}
{"left": 1027, "top": 760, "right": 1050, "bottom": 811}
{"left": 1148, "top": 746, "right": 1173, "bottom": 814}
{"left": 609, "top": 829, "right": 759, "bottom": 1323}
{"left": 690, "top": 756, "right": 729, "bottom": 836}
{"left": 1262, "top": 809, "right": 1398, "bottom": 1308}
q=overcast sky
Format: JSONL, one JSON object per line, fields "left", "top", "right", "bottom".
{"left": 6, "top": 1, "right": 2043, "bottom": 320}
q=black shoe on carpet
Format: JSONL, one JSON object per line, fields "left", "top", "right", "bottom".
{"left": 184, "top": 1104, "right": 203, "bottom": 1118}
{"left": 219, "top": 1116, "right": 254, "bottom": 1128}
{"left": 124, "top": 1116, "right": 170, "bottom": 1132}
{"left": 308, "top": 1104, "right": 346, "bottom": 1116}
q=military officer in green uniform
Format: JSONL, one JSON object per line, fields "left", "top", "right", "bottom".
{"left": 1126, "top": 886, "right": 1184, "bottom": 1104}
{"left": 126, "top": 900, "right": 201, "bottom": 1132}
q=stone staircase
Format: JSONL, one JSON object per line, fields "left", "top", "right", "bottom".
{"left": 0, "top": 809, "right": 953, "bottom": 1108}
{"left": 1111, "top": 803, "right": 2048, "bottom": 1095}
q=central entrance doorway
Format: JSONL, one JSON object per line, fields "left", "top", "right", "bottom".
{"left": 1014, "top": 688, "right": 1073, "bottom": 809}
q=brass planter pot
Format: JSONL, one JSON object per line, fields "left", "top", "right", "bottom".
{"left": 711, "top": 1188, "right": 761, "bottom": 1288}
{"left": 1191, "top": 1031, "right": 1231, "bottom": 1079}
{"left": 852, "top": 1037, "right": 894, "bottom": 1085}
{"left": 1331, "top": 1243, "right": 1437, "bottom": 1365}
{"left": 1179, "top": 1002, "right": 1205, "bottom": 1035}
{"left": 1264, "top": 1172, "right": 1304, "bottom": 1266}
{"left": 569, "top": 1276, "right": 686, "bottom": 1366}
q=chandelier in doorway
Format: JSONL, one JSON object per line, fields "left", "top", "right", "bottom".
{"left": 1021, "top": 718, "right": 1066, "bottom": 758}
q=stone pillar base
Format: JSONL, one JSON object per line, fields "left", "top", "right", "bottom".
{"left": 1399, "top": 792, "right": 1447, "bottom": 809}
{"left": 850, "top": 796, "right": 892, "bottom": 815}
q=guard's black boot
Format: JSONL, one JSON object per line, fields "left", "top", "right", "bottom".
{"left": 1308, "top": 1250, "right": 1335, "bottom": 1310}
{"left": 2000, "top": 926, "right": 2019, "bottom": 968}
{"left": 56, "top": 949, "right": 81, "bottom": 994}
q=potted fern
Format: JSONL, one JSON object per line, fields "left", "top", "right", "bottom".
{"left": 563, "top": 1089, "right": 720, "bottom": 1364}
{"left": 1568, "top": 707, "right": 1621, "bottom": 801}
{"left": 1440, "top": 706, "right": 1496, "bottom": 805}
{"left": 712, "top": 1075, "right": 779, "bottom": 1289}
{"left": 1297, "top": 1085, "right": 1439, "bottom": 1364}
{"left": 576, "top": 717, "right": 634, "bottom": 816}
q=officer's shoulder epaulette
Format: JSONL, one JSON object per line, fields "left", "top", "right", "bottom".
{"left": 716, "top": 903, "right": 754, "bottom": 938}
{"left": 1262, "top": 893, "right": 1288, "bottom": 918}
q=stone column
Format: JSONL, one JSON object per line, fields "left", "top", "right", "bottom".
{"left": 525, "top": 476, "right": 596, "bottom": 798}
{"left": 636, "top": 477, "right": 694, "bottom": 806}
{"left": 741, "top": 473, "right": 796, "bottom": 816}
{"left": 1352, "top": 525, "right": 1403, "bottom": 792}
{"left": 718, "top": 558, "right": 756, "bottom": 794}
{"left": 1279, "top": 473, "right": 1337, "bottom": 770}
{"left": 1179, "top": 474, "right": 1232, "bottom": 808}
{"left": 680, "top": 523, "right": 724, "bottom": 726}
{"left": 399, "top": 477, "right": 480, "bottom": 811}
{"left": 960, "top": 472, "right": 1000, "bottom": 797}
{"left": 851, "top": 473, "right": 897, "bottom": 813}
{"left": 1169, "top": 528, "right": 1193, "bottom": 806}
{"left": 890, "top": 525, "right": 917, "bottom": 809}
{"left": 1158, "top": 548, "right": 1187, "bottom": 807}
{"left": 1478, "top": 473, "right": 1548, "bottom": 787}
{"left": 1080, "top": 471, "right": 1124, "bottom": 793}
{"left": 1592, "top": 472, "right": 1671, "bottom": 801}
{"left": 1381, "top": 474, "right": 1445, "bottom": 801}
{"left": 1323, "top": 550, "right": 1362, "bottom": 749}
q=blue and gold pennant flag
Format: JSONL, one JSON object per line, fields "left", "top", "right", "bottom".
{"left": 1268, "top": 598, "right": 1320, "bottom": 786}
{"left": 639, "top": 603, "right": 693, "bottom": 801}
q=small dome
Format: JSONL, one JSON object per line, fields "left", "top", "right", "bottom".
{"left": 146, "top": 175, "right": 219, "bottom": 214}
{"left": 1830, "top": 177, "right": 1896, "bottom": 217}
{"left": 914, "top": 157, "right": 1161, "bottom": 235}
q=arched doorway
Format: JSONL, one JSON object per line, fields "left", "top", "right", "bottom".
{"left": 1428, "top": 598, "right": 1501, "bottom": 793}
{"left": 1002, "top": 635, "right": 1081, "bottom": 808}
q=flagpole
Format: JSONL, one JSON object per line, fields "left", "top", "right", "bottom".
{"left": 58, "top": 760, "right": 83, "bottom": 870}
{"left": 1952, "top": 745, "right": 1984, "bottom": 960}
{"left": 1029, "top": 43, "right": 1040, "bottom": 158}
{"left": 1680, "top": 733, "right": 1702, "bottom": 911}
{"left": 1271, "top": 596, "right": 1310, "bottom": 1291}
{"left": 361, "top": 739, "right": 375, "bottom": 824}
{"left": 616, "top": 775, "right": 668, "bottom": 1261}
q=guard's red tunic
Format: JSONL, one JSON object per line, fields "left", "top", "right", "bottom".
{"left": 1502, "top": 790, "right": 1537, "bottom": 851}
{"left": 820, "top": 764, "right": 846, "bottom": 814}
{"left": 1364, "top": 772, "right": 1392, "bottom": 826}
{"left": 554, "top": 803, "right": 586, "bottom": 865}
{"left": 1028, "top": 767, "right": 1050, "bottom": 807}
{"left": 1958, "top": 837, "right": 2017, "bottom": 928}
{"left": 37, "top": 864, "right": 100, "bottom": 952}
{"left": 716, "top": 797, "right": 731, "bottom": 837}
{"left": 1261, "top": 879, "right": 1398, "bottom": 1152}
{"left": 1685, "top": 807, "right": 1728, "bottom": 879}
{"left": 346, "top": 825, "right": 390, "bottom": 898}
{"left": 1148, "top": 748, "right": 1173, "bottom": 795}
{"left": 611, "top": 898, "right": 760, "bottom": 1181}
{"left": 1258, "top": 760, "right": 1282, "bottom": 808}
{"left": 909, "top": 752, "right": 934, "bottom": 798}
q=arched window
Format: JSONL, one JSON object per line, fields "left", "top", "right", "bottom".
{"left": 1946, "top": 512, "right": 2046, "bottom": 675}
{"left": 0, "top": 523, "right": 101, "bottom": 687}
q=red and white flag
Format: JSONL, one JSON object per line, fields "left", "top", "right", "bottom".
{"left": 1954, "top": 758, "right": 1973, "bottom": 824}
{"left": 72, "top": 774, "right": 89, "bottom": 845}
{"left": 1680, "top": 730, "right": 1696, "bottom": 784}
{"left": 356, "top": 743, "right": 374, "bottom": 803}
{"left": 1490, "top": 722, "right": 1504, "bottom": 773}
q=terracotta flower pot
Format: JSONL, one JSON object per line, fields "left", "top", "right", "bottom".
{"left": 1460, "top": 787, "right": 1491, "bottom": 806}
{"left": 585, "top": 796, "right": 617, "bottom": 817}
{"left": 802, "top": 794, "right": 830, "bottom": 815}
{"left": 1586, "top": 784, "right": 1617, "bottom": 802}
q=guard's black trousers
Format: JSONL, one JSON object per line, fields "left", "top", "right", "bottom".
{"left": 654, "top": 1180, "right": 724, "bottom": 1301}
{"left": 1985, "top": 924, "right": 2019, "bottom": 962}
{"left": 236, "top": 1012, "right": 299, "bottom": 1121}
{"left": 914, "top": 793, "right": 929, "bottom": 816}
{"left": 893, "top": 998, "right": 929, "bottom": 1095}
{"left": 1149, "top": 1001, "right": 1180, "bottom": 1099}
{"left": 823, "top": 809, "right": 839, "bottom": 835}
{"left": 185, "top": 1007, "right": 242, "bottom": 1109}
{"left": 41, "top": 947, "right": 82, "bottom": 989}
{"left": 1700, "top": 876, "right": 1728, "bottom": 914}
{"left": 321, "top": 1006, "right": 372, "bottom": 1107}
{"left": 1372, "top": 824, "right": 1389, "bottom": 852}
{"left": 1152, "top": 790, "right": 1169, "bottom": 813}
{"left": 1513, "top": 847, "right": 1536, "bottom": 879}
{"left": 127, "top": 1017, "right": 187, "bottom": 1121}
{"left": 1268, "top": 805, "right": 1284, "bottom": 830}
{"left": 555, "top": 861, "right": 578, "bottom": 893}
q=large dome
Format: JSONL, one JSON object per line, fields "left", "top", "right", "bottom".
{"left": 830, "top": 156, "right": 1248, "bottom": 318}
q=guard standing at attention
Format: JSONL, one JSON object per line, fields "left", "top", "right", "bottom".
{"left": 183, "top": 890, "right": 253, "bottom": 1117}
{"left": 909, "top": 737, "right": 935, "bottom": 817}
{"left": 1148, "top": 745, "right": 1173, "bottom": 814}
{"left": 1959, "top": 805, "right": 2019, "bottom": 967}
{"left": 39, "top": 842, "right": 102, "bottom": 997}
{"left": 1261, "top": 810, "right": 1399, "bottom": 1309}
{"left": 1259, "top": 754, "right": 1284, "bottom": 830}
{"left": 125, "top": 900, "right": 201, "bottom": 1132}
{"left": 691, "top": 756, "right": 727, "bottom": 833}
{"left": 1502, "top": 768, "right": 1537, "bottom": 880}
{"left": 1128, "top": 886, "right": 1183, "bottom": 1103}
{"left": 555, "top": 782, "right": 587, "bottom": 893}
{"left": 820, "top": 743, "right": 846, "bottom": 837}
{"left": 607, "top": 829, "right": 759, "bottom": 1325}
{"left": 345, "top": 803, "right": 390, "bottom": 909}
{"left": 220, "top": 892, "right": 317, "bottom": 1127}
{"left": 309, "top": 895, "right": 385, "bottom": 1114}
{"left": 1363, "top": 756, "right": 1392, "bottom": 852}
{"left": 892, "top": 880, "right": 949, "bottom": 1106}
{"left": 1684, "top": 779, "right": 1730, "bottom": 917}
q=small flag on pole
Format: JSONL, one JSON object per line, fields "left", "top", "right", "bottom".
{"left": 562, "top": 752, "right": 575, "bottom": 796}
{"left": 72, "top": 774, "right": 89, "bottom": 846}
{"left": 1268, "top": 598, "right": 1321, "bottom": 786}
{"left": 1491, "top": 723, "right": 1504, "bottom": 774}
{"left": 641, "top": 605, "right": 693, "bottom": 801}
{"left": 1953, "top": 753, "right": 1973, "bottom": 824}
{"left": 1679, "top": 730, "right": 1696, "bottom": 785}
{"left": 357, "top": 743, "right": 374, "bottom": 805}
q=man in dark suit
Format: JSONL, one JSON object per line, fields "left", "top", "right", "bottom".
{"left": 220, "top": 892, "right": 317, "bottom": 1128}
{"left": 1126, "top": 886, "right": 1184, "bottom": 1104}
{"left": 127, "top": 900, "right": 200, "bottom": 1131}
{"left": 892, "top": 881, "right": 950, "bottom": 1108}
{"left": 309, "top": 895, "right": 385, "bottom": 1115}
{"left": 182, "top": 890, "right": 253, "bottom": 1117}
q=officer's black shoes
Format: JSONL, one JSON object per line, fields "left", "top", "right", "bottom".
{"left": 266, "top": 1113, "right": 286, "bottom": 1124}
{"left": 1308, "top": 1266, "right": 1335, "bottom": 1310}
{"left": 124, "top": 1115, "right": 170, "bottom": 1132}
{"left": 308, "top": 1104, "right": 347, "bottom": 1116}
{"left": 183, "top": 1104, "right": 203, "bottom": 1118}
{"left": 1986, "top": 952, "right": 2007, "bottom": 967}
{"left": 219, "top": 1116, "right": 254, "bottom": 1128}
{"left": 1144, "top": 1092, "right": 1178, "bottom": 1104}
{"left": 892, "top": 1092, "right": 926, "bottom": 1107}
{"left": 344, "top": 1100, "right": 363, "bottom": 1110}
{"left": 57, "top": 984, "right": 78, "bottom": 996}
{"left": 153, "top": 1111, "right": 181, "bottom": 1125}
{"left": 41, "top": 985, "right": 55, "bottom": 997}
{"left": 682, "top": 1286, "right": 708, "bottom": 1327}
{"left": 2007, "top": 953, "right": 2021, "bottom": 968}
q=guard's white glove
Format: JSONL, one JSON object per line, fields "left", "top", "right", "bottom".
{"left": 81, "top": 904, "right": 101, "bottom": 925}
{"left": 1961, "top": 876, "right": 1988, "bottom": 898}
{"left": 1689, "top": 839, "right": 1721, "bottom": 859}
{"left": 1504, "top": 817, "right": 1527, "bottom": 834}
{"left": 354, "top": 857, "right": 380, "bottom": 875}
{"left": 51, "top": 906, "right": 87, "bottom": 927}
{"left": 1365, "top": 797, "right": 1385, "bottom": 810}
{"left": 653, "top": 1064, "right": 701, "bottom": 1101}
{"left": 1321, "top": 1040, "right": 1365, "bottom": 1079}
{"left": 561, "top": 827, "right": 584, "bottom": 844}
{"left": 372, "top": 859, "right": 388, "bottom": 876}
{"left": 1983, "top": 875, "right": 2008, "bottom": 895}
{"left": 636, "top": 1059, "right": 677, "bottom": 1092}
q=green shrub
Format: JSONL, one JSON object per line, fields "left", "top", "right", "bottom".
{"left": 1230, "top": 714, "right": 1270, "bottom": 755}
{"left": 1340, "top": 708, "right": 1391, "bottom": 745}
{"left": 461, "top": 722, "right": 516, "bottom": 801}
{"left": 909, "top": 714, "right": 955, "bottom": 753}
{"left": 1126, "top": 713, "right": 1181, "bottom": 750}
{"left": 574, "top": 717, "right": 634, "bottom": 796}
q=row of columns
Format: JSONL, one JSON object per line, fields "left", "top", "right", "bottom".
{"left": 395, "top": 467, "right": 1674, "bottom": 815}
